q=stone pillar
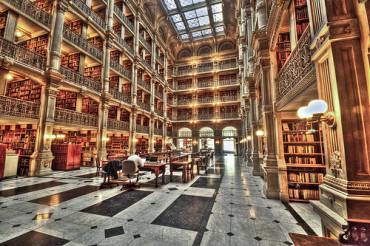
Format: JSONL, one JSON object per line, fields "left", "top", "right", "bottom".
{"left": 162, "top": 119, "right": 167, "bottom": 152}
{"left": 260, "top": 62, "right": 279, "bottom": 199}
{"left": 245, "top": 100, "right": 252, "bottom": 166}
{"left": 150, "top": 79, "right": 155, "bottom": 112}
{"left": 131, "top": 61, "right": 138, "bottom": 105}
{"left": 3, "top": 11, "right": 17, "bottom": 42}
{"left": 256, "top": 0, "right": 267, "bottom": 29}
{"left": 148, "top": 118, "right": 154, "bottom": 153}
{"left": 97, "top": 101, "right": 109, "bottom": 162}
{"left": 129, "top": 110, "right": 137, "bottom": 154}
{"left": 163, "top": 87, "right": 167, "bottom": 118}
{"left": 249, "top": 83, "right": 261, "bottom": 176}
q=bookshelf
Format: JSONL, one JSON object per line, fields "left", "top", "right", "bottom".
{"left": 0, "top": 124, "right": 37, "bottom": 156}
{"left": 0, "top": 11, "right": 7, "bottom": 38}
{"left": 84, "top": 65, "right": 102, "bottom": 81}
{"left": 51, "top": 143, "right": 81, "bottom": 171}
{"left": 52, "top": 130, "right": 97, "bottom": 167}
{"left": 20, "top": 34, "right": 49, "bottom": 57}
{"left": 136, "top": 137, "right": 149, "bottom": 154}
{"left": 282, "top": 119, "right": 326, "bottom": 202}
{"left": 6, "top": 79, "right": 42, "bottom": 103}
{"left": 56, "top": 90, "right": 77, "bottom": 110}
{"left": 113, "top": 24, "right": 122, "bottom": 36}
{"left": 82, "top": 97, "right": 99, "bottom": 115}
{"left": 61, "top": 53, "right": 80, "bottom": 71}
{"left": 87, "top": 36, "right": 103, "bottom": 50}
{"left": 106, "top": 134, "right": 129, "bottom": 159}
{"left": 120, "top": 110, "right": 130, "bottom": 122}
{"left": 34, "top": 0, "right": 52, "bottom": 13}
{"left": 111, "top": 50, "right": 120, "bottom": 62}
{"left": 276, "top": 32, "right": 291, "bottom": 71}
{"left": 108, "top": 106, "right": 118, "bottom": 119}
{"left": 294, "top": 0, "right": 309, "bottom": 40}
{"left": 65, "top": 20, "right": 83, "bottom": 35}
{"left": 109, "top": 76, "right": 119, "bottom": 91}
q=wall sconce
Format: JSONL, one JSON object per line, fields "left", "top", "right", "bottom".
{"left": 102, "top": 137, "right": 110, "bottom": 141}
{"left": 256, "top": 130, "right": 264, "bottom": 137}
{"left": 297, "top": 99, "right": 336, "bottom": 128}
{"left": 15, "top": 30, "right": 23, "bottom": 38}
{"left": 192, "top": 140, "right": 198, "bottom": 145}
{"left": 246, "top": 135, "right": 252, "bottom": 141}
{"left": 215, "top": 139, "right": 220, "bottom": 144}
{"left": 5, "top": 73, "right": 14, "bottom": 81}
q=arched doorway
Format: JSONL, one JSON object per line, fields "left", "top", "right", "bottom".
{"left": 177, "top": 128, "right": 192, "bottom": 152}
{"left": 199, "top": 127, "right": 215, "bottom": 151}
{"left": 222, "top": 126, "right": 237, "bottom": 153}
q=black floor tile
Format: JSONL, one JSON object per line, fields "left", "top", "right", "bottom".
{"left": 29, "top": 186, "right": 100, "bottom": 206}
{"left": 191, "top": 177, "right": 221, "bottom": 189}
{"left": 0, "top": 231, "right": 68, "bottom": 246}
{"left": 76, "top": 173, "right": 97, "bottom": 178}
{"left": 104, "top": 226, "right": 124, "bottom": 238}
{"left": 152, "top": 195, "right": 214, "bottom": 232}
{"left": 0, "top": 181, "right": 66, "bottom": 197}
{"left": 81, "top": 190, "right": 152, "bottom": 217}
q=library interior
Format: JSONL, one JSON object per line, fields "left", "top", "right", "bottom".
{"left": 0, "top": 0, "right": 369, "bottom": 245}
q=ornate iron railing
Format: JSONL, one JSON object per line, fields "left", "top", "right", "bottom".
{"left": 137, "top": 79, "right": 151, "bottom": 91}
{"left": 276, "top": 28, "right": 314, "bottom": 101}
{"left": 137, "top": 101, "right": 151, "bottom": 112}
{"left": 4, "top": 0, "right": 51, "bottom": 28}
{"left": 0, "top": 38, "right": 46, "bottom": 71}
{"left": 219, "top": 59, "right": 237, "bottom": 70}
{"left": 198, "top": 80, "right": 214, "bottom": 88}
{"left": 198, "top": 114, "right": 214, "bottom": 120}
{"left": 220, "top": 112, "right": 239, "bottom": 119}
{"left": 110, "top": 60, "right": 131, "bottom": 79}
{"left": 115, "top": 36, "right": 134, "bottom": 56}
{"left": 136, "top": 124, "right": 149, "bottom": 134}
{"left": 114, "top": 6, "right": 134, "bottom": 32}
{"left": 60, "top": 66, "right": 101, "bottom": 93}
{"left": 139, "top": 35, "right": 152, "bottom": 52}
{"left": 177, "top": 99, "right": 193, "bottom": 105}
{"left": 198, "top": 97, "right": 214, "bottom": 104}
{"left": 72, "top": 0, "right": 106, "bottom": 30}
{"left": 219, "top": 79, "right": 238, "bottom": 86}
{"left": 63, "top": 26, "right": 103, "bottom": 60}
{"left": 220, "top": 95, "right": 239, "bottom": 102}
{"left": 55, "top": 108, "right": 98, "bottom": 127}
{"left": 107, "top": 119, "right": 129, "bottom": 131}
{"left": 0, "top": 96, "right": 40, "bottom": 119}
{"left": 155, "top": 90, "right": 163, "bottom": 98}
{"left": 176, "top": 83, "right": 192, "bottom": 90}
{"left": 197, "top": 63, "right": 213, "bottom": 73}
{"left": 109, "top": 89, "right": 131, "bottom": 104}
{"left": 154, "top": 128, "right": 163, "bottom": 135}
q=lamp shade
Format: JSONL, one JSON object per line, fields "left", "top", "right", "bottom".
{"left": 297, "top": 106, "right": 312, "bottom": 119}
{"left": 307, "top": 99, "right": 328, "bottom": 115}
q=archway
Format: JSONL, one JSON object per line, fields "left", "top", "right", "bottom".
{"left": 199, "top": 127, "right": 215, "bottom": 151}
{"left": 177, "top": 127, "right": 192, "bottom": 152}
{"left": 222, "top": 126, "right": 237, "bottom": 153}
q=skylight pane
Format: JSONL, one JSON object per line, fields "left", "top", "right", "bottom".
{"left": 171, "top": 14, "right": 182, "bottom": 23}
{"left": 184, "top": 10, "right": 196, "bottom": 19}
{"left": 188, "top": 19, "right": 199, "bottom": 28}
{"left": 164, "top": 0, "right": 177, "bottom": 10}
{"left": 213, "top": 13, "right": 223, "bottom": 22}
{"left": 193, "top": 0, "right": 205, "bottom": 4}
{"left": 202, "top": 28, "right": 212, "bottom": 35}
{"left": 176, "top": 22, "right": 186, "bottom": 31}
{"left": 192, "top": 31, "right": 202, "bottom": 38}
{"left": 198, "top": 16, "right": 210, "bottom": 26}
{"left": 180, "top": 0, "right": 193, "bottom": 7}
{"left": 181, "top": 34, "right": 189, "bottom": 39}
{"left": 211, "top": 3, "right": 222, "bottom": 13}
{"left": 195, "top": 7, "right": 208, "bottom": 17}
{"left": 215, "top": 26, "right": 224, "bottom": 33}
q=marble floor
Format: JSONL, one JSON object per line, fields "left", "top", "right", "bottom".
{"left": 0, "top": 155, "right": 315, "bottom": 246}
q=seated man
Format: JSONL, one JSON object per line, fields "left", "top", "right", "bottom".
{"left": 127, "top": 154, "right": 145, "bottom": 168}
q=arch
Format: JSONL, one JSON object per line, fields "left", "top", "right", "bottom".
{"left": 199, "top": 127, "right": 214, "bottom": 137}
{"left": 177, "top": 48, "right": 192, "bottom": 59}
{"left": 178, "top": 127, "right": 192, "bottom": 137}
{"left": 218, "top": 41, "right": 235, "bottom": 52}
{"left": 197, "top": 45, "right": 212, "bottom": 56}
{"left": 222, "top": 126, "right": 237, "bottom": 137}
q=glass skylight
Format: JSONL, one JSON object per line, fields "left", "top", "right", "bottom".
{"left": 161, "top": 0, "right": 225, "bottom": 42}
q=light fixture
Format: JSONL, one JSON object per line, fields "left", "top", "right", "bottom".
{"left": 246, "top": 135, "right": 252, "bottom": 141}
{"left": 5, "top": 73, "right": 14, "bottom": 81}
{"left": 102, "top": 137, "right": 110, "bottom": 141}
{"left": 192, "top": 140, "right": 198, "bottom": 145}
{"left": 15, "top": 30, "right": 23, "bottom": 38}
{"left": 297, "top": 99, "right": 335, "bottom": 128}
{"left": 55, "top": 134, "right": 65, "bottom": 139}
{"left": 256, "top": 129, "right": 264, "bottom": 137}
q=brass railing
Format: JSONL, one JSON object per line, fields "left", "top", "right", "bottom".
{"left": 108, "top": 119, "right": 129, "bottom": 131}
{"left": 72, "top": 0, "right": 106, "bottom": 30}
{"left": 110, "top": 60, "right": 132, "bottom": 79}
{"left": 4, "top": 0, "right": 51, "bottom": 28}
{"left": 55, "top": 108, "right": 98, "bottom": 127}
{"left": 0, "top": 38, "right": 46, "bottom": 71}
{"left": 0, "top": 96, "right": 40, "bottom": 119}
{"left": 276, "top": 28, "right": 313, "bottom": 101}
{"left": 63, "top": 26, "right": 103, "bottom": 60}
{"left": 60, "top": 66, "right": 101, "bottom": 93}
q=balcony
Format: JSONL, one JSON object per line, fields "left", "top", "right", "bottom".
{"left": 155, "top": 109, "right": 163, "bottom": 117}
{"left": 136, "top": 124, "right": 149, "bottom": 134}
{"left": 0, "top": 96, "right": 40, "bottom": 119}
{"left": 220, "top": 95, "right": 239, "bottom": 102}
{"left": 0, "top": 38, "right": 46, "bottom": 71}
{"left": 167, "top": 130, "right": 173, "bottom": 137}
{"left": 63, "top": 26, "right": 103, "bottom": 60}
{"left": 219, "top": 79, "right": 238, "bottom": 86}
{"left": 60, "top": 67, "right": 101, "bottom": 93}
{"left": 114, "top": 6, "right": 134, "bottom": 32}
{"left": 176, "top": 68, "right": 193, "bottom": 76}
{"left": 155, "top": 90, "right": 163, "bottom": 98}
{"left": 3, "top": 0, "right": 51, "bottom": 28}
{"left": 115, "top": 36, "right": 134, "bottom": 56}
{"left": 275, "top": 28, "right": 315, "bottom": 107}
{"left": 159, "top": 74, "right": 165, "bottom": 82}
{"left": 137, "top": 79, "right": 151, "bottom": 92}
{"left": 72, "top": 0, "right": 106, "bottom": 31}
{"left": 137, "top": 101, "right": 151, "bottom": 112}
{"left": 219, "top": 59, "right": 237, "bottom": 70}
{"left": 141, "top": 59, "right": 152, "bottom": 72}
{"left": 110, "top": 60, "right": 131, "bottom": 79}
{"left": 176, "top": 83, "right": 192, "bottom": 90}
{"left": 139, "top": 36, "right": 151, "bottom": 52}
{"left": 55, "top": 108, "right": 98, "bottom": 127}
{"left": 197, "top": 63, "right": 213, "bottom": 73}
{"left": 220, "top": 112, "right": 239, "bottom": 119}
{"left": 176, "top": 114, "right": 192, "bottom": 121}
{"left": 198, "top": 97, "right": 214, "bottom": 104}
{"left": 198, "top": 114, "right": 214, "bottom": 120}
{"left": 177, "top": 99, "right": 193, "bottom": 106}
{"left": 154, "top": 128, "right": 163, "bottom": 136}
{"left": 157, "top": 56, "right": 165, "bottom": 65}
{"left": 107, "top": 119, "right": 129, "bottom": 131}
{"left": 198, "top": 80, "right": 214, "bottom": 88}
{"left": 109, "top": 89, "right": 131, "bottom": 104}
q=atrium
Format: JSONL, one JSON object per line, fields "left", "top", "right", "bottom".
{"left": 0, "top": 0, "right": 369, "bottom": 245}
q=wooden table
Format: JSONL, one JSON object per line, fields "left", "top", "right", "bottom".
{"left": 139, "top": 162, "right": 167, "bottom": 187}
{"left": 170, "top": 160, "right": 193, "bottom": 183}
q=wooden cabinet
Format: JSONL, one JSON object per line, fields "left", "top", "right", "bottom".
{"left": 51, "top": 144, "right": 81, "bottom": 171}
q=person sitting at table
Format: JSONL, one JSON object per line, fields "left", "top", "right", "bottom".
{"left": 127, "top": 154, "right": 145, "bottom": 168}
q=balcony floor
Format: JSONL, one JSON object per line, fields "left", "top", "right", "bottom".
{"left": 0, "top": 155, "right": 313, "bottom": 246}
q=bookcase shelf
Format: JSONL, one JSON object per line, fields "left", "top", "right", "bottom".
{"left": 276, "top": 32, "right": 291, "bottom": 71}
{"left": 0, "top": 124, "right": 37, "bottom": 156}
{"left": 56, "top": 90, "right": 77, "bottom": 110}
{"left": 294, "top": 0, "right": 309, "bottom": 40}
{"left": 6, "top": 79, "right": 42, "bottom": 103}
{"left": 282, "top": 119, "right": 326, "bottom": 202}
{"left": 20, "top": 34, "right": 49, "bottom": 57}
{"left": 106, "top": 133, "right": 129, "bottom": 159}
{"left": 61, "top": 53, "right": 80, "bottom": 71}
{"left": 0, "top": 11, "right": 7, "bottom": 38}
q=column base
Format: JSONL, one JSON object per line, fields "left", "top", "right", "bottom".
{"left": 251, "top": 153, "right": 262, "bottom": 176}
{"left": 262, "top": 156, "right": 280, "bottom": 199}
{"left": 29, "top": 150, "right": 54, "bottom": 176}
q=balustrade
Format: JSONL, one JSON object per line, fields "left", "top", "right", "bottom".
{"left": 110, "top": 60, "right": 131, "bottom": 79}
{"left": 109, "top": 89, "right": 131, "bottom": 104}
{"left": 137, "top": 79, "right": 151, "bottom": 91}
{"left": 55, "top": 108, "right": 98, "bottom": 127}
{"left": 107, "top": 119, "right": 129, "bottom": 131}
{"left": 136, "top": 124, "right": 149, "bottom": 134}
{"left": 0, "top": 96, "right": 40, "bottom": 119}
{"left": 60, "top": 67, "right": 101, "bottom": 93}
{"left": 72, "top": 0, "right": 106, "bottom": 30}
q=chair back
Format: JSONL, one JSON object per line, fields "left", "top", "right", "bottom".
{"left": 122, "top": 160, "right": 138, "bottom": 175}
